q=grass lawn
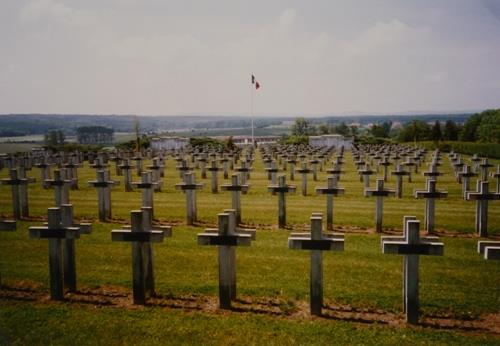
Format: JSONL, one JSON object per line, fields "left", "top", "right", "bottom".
{"left": 0, "top": 148, "right": 499, "bottom": 344}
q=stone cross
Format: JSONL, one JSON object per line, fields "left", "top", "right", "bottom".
{"left": 146, "top": 158, "right": 163, "bottom": 192}
{"left": 379, "top": 157, "right": 391, "bottom": 182}
{"left": 175, "top": 159, "right": 192, "bottom": 179}
{"left": 315, "top": 176, "right": 345, "bottom": 231}
{"left": 118, "top": 158, "right": 134, "bottom": 191}
{"left": 207, "top": 160, "right": 221, "bottom": 193}
{"left": 288, "top": 214, "right": 344, "bottom": 315}
{"left": 29, "top": 208, "right": 80, "bottom": 300}
{"left": 61, "top": 158, "right": 80, "bottom": 190}
{"left": 414, "top": 179, "right": 448, "bottom": 234}
{"left": 391, "top": 164, "right": 410, "bottom": 198}
{"left": 197, "top": 154, "right": 208, "bottom": 179}
{"left": 364, "top": 179, "right": 395, "bottom": 232}
{"left": 0, "top": 219, "right": 16, "bottom": 286}
{"left": 268, "top": 175, "right": 296, "bottom": 228}
{"left": 457, "top": 165, "right": 477, "bottom": 199}
{"left": 88, "top": 170, "right": 116, "bottom": 222}
{"left": 466, "top": 181, "right": 500, "bottom": 237}
{"left": 235, "top": 160, "right": 252, "bottom": 184}
{"left": 45, "top": 169, "right": 71, "bottom": 207}
{"left": 219, "top": 156, "right": 230, "bottom": 179}
{"left": 16, "top": 167, "right": 35, "bottom": 218}
{"left": 132, "top": 155, "right": 143, "bottom": 176}
{"left": 1, "top": 169, "right": 32, "bottom": 219}
{"left": 112, "top": 210, "right": 165, "bottom": 304}
{"left": 35, "top": 158, "right": 52, "bottom": 189}
{"left": 325, "top": 162, "right": 345, "bottom": 182}
{"left": 220, "top": 174, "right": 249, "bottom": 224}
{"left": 490, "top": 164, "right": 500, "bottom": 194}
{"left": 265, "top": 161, "right": 279, "bottom": 185}
{"left": 479, "top": 158, "right": 493, "bottom": 181}
{"left": 470, "top": 153, "right": 481, "bottom": 173}
{"left": 286, "top": 157, "right": 297, "bottom": 181}
{"left": 197, "top": 212, "right": 251, "bottom": 309}
{"left": 358, "top": 164, "right": 375, "bottom": 188}
{"left": 132, "top": 171, "right": 157, "bottom": 217}
{"left": 309, "top": 158, "right": 319, "bottom": 181}
{"left": 382, "top": 218, "right": 444, "bottom": 324}
{"left": 175, "top": 172, "right": 204, "bottom": 225}
{"left": 477, "top": 241, "right": 500, "bottom": 260}
{"left": 296, "top": 162, "right": 312, "bottom": 196}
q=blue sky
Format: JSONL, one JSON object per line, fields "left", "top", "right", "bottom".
{"left": 1, "top": 0, "right": 499, "bottom": 116}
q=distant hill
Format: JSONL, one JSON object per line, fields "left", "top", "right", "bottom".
{"left": 0, "top": 113, "right": 473, "bottom": 137}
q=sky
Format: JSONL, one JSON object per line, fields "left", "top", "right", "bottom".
{"left": 0, "top": 0, "right": 499, "bottom": 116}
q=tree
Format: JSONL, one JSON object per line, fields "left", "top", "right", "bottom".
{"left": 350, "top": 125, "right": 359, "bottom": 138}
{"left": 76, "top": 126, "right": 114, "bottom": 144}
{"left": 370, "top": 122, "right": 391, "bottom": 138}
{"left": 291, "top": 118, "right": 312, "bottom": 136}
{"left": 44, "top": 130, "right": 65, "bottom": 147}
{"left": 333, "top": 122, "right": 349, "bottom": 136}
{"left": 443, "top": 120, "right": 459, "bottom": 141}
{"left": 430, "top": 120, "right": 442, "bottom": 141}
{"left": 398, "top": 120, "right": 431, "bottom": 142}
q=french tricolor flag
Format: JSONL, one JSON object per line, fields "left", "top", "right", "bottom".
{"left": 251, "top": 74, "right": 261, "bottom": 90}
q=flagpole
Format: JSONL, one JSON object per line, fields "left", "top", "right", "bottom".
{"left": 251, "top": 77, "right": 255, "bottom": 146}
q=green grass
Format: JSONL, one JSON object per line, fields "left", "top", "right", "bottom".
{"left": 0, "top": 150, "right": 499, "bottom": 344}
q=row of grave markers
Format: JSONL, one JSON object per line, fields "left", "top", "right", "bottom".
{"left": 2, "top": 209, "right": 499, "bottom": 325}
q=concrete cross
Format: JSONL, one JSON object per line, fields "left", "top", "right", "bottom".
{"left": 197, "top": 154, "right": 208, "bottom": 179}
{"left": 45, "top": 169, "right": 71, "bottom": 207}
{"left": 1, "top": 169, "right": 31, "bottom": 219}
{"left": 34, "top": 158, "right": 52, "bottom": 189}
{"left": 315, "top": 176, "right": 345, "bottom": 231}
{"left": 364, "top": 179, "right": 395, "bottom": 232}
{"left": 288, "top": 214, "right": 344, "bottom": 316}
{"left": 221, "top": 174, "right": 249, "bottom": 224}
{"left": 131, "top": 171, "right": 157, "bottom": 218}
{"left": 118, "top": 158, "right": 134, "bottom": 191}
{"left": 391, "top": 164, "right": 410, "bottom": 198}
{"left": 112, "top": 210, "right": 165, "bottom": 304}
{"left": 197, "top": 212, "right": 251, "bottom": 309}
{"left": 146, "top": 158, "right": 163, "bottom": 192}
{"left": 175, "top": 159, "right": 192, "bottom": 179}
{"left": 88, "top": 170, "right": 116, "bottom": 222}
{"left": 479, "top": 158, "right": 493, "bottom": 181}
{"left": 219, "top": 156, "right": 230, "bottom": 179}
{"left": 423, "top": 164, "right": 443, "bottom": 181}
{"left": 477, "top": 241, "right": 500, "bottom": 260}
{"left": 265, "top": 161, "right": 279, "bottom": 185}
{"left": 0, "top": 219, "right": 16, "bottom": 286}
{"left": 466, "top": 181, "right": 500, "bottom": 237}
{"left": 402, "top": 158, "right": 416, "bottom": 181}
{"left": 358, "top": 163, "right": 375, "bottom": 188}
{"left": 268, "top": 175, "right": 296, "bottom": 228}
{"left": 175, "top": 172, "right": 204, "bottom": 225}
{"left": 29, "top": 208, "right": 80, "bottom": 300}
{"left": 457, "top": 165, "right": 477, "bottom": 199}
{"left": 286, "top": 157, "right": 297, "bottom": 181}
{"left": 61, "top": 157, "right": 80, "bottom": 190}
{"left": 470, "top": 153, "right": 481, "bottom": 173}
{"left": 131, "top": 155, "right": 143, "bottom": 176}
{"left": 379, "top": 156, "right": 392, "bottom": 182}
{"left": 414, "top": 179, "right": 448, "bottom": 234}
{"left": 296, "top": 162, "right": 312, "bottom": 196}
{"left": 207, "top": 160, "right": 221, "bottom": 193}
{"left": 309, "top": 158, "right": 319, "bottom": 181}
{"left": 382, "top": 218, "right": 444, "bottom": 324}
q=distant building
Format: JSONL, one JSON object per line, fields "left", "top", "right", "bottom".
{"left": 150, "top": 136, "right": 189, "bottom": 150}
{"left": 215, "top": 135, "right": 281, "bottom": 146}
{"left": 309, "top": 134, "right": 352, "bottom": 149}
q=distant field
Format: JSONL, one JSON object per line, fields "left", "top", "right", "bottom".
{"left": 0, "top": 149, "right": 499, "bottom": 344}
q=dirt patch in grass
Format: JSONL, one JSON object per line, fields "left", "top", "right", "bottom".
{"left": 1, "top": 281, "right": 498, "bottom": 337}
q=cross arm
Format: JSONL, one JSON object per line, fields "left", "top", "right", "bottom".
{"left": 29, "top": 226, "right": 80, "bottom": 239}
{"left": 111, "top": 230, "right": 164, "bottom": 242}
{"left": 288, "top": 237, "right": 344, "bottom": 251}
{"left": 197, "top": 233, "right": 251, "bottom": 246}
{"left": 382, "top": 240, "right": 444, "bottom": 256}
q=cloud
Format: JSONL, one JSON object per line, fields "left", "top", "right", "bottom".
{"left": 20, "top": 0, "right": 73, "bottom": 24}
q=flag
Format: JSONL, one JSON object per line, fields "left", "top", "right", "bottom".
{"left": 251, "top": 74, "right": 261, "bottom": 90}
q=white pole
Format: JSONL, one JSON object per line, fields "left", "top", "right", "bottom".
{"left": 251, "top": 78, "right": 254, "bottom": 146}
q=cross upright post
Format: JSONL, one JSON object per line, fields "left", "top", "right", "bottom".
{"left": 491, "top": 164, "right": 500, "bottom": 194}
{"left": 466, "top": 181, "right": 500, "bottom": 237}
{"left": 146, "top": 158, "right": 163, "bottom": 192}
{"left": 29, "top": 208, "right": 80, "bottom": 300}
{"left": 288, "top": 214, "right": 344, "bottom": 316}
{"left": 220, "top": 174, "right": 249, "bottom": 224}
{"left": 414, "top": 179, "right": 448, "bottom": 234}
{"left": 358, "top": 163, "right": 375, "bottom": 188}
{"left": 45, "top": 169, "right": 71, "bottom": 207}
{"left": 175, "top": 172, "right": 204, "bottom": 225}
{"left": 364, "top": 179, "right": 395, "bottom": 232}
{"left": 60, "top": 204, "right": 92, "bottom": 292}
{"left": 268, "top": 175, "right": 296, "bottom": 228}
{"left": 479, "top": 158, "right": 493, "bottom": 181}
{"left": 457, "top": 165, "right": 477, "bottom": 199}
{"left": 118, "top": 158, "right": 134, "bottom": 191}
{"left": 382, "top": 218, "right": 444, "bottom": 324}
{"left": 296, "top": 162, "right": 312, "bottom": 196}
{"left": 197, "top": 212, "right": 251, "bottom": 309}
{"left": 1, "top": 169, "right": 26, "bottom": 219}
{"left": 265, "top": 161, "right": 279, "bottom": 185}
{"left": 286, "top": 157, "right": 297, "bottom": 181}
{"left": 132, "top": 171, "right": 157, "bottom": 217}
{"left": 16, "top": 167, "right": 35, "bottom": 218}
{"left": 315, "top": 176, "right": 345, "bottom": 231}
{"left": 207, "top": 160, "right": 221, "bottom": 193}
{"left": 391, "top": 164, "right": 410, "bottom": 198}
{"left": 35, "top": 158, "right": 52, "bottom": 189}
{"left": 88, "top": 170, "right": 116, "bottom": 222}
{"left": 112, "top": 210, "right": 165, "bottom": 304}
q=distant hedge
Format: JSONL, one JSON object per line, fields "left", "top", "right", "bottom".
{"left": 420, "top": 141, "right": 500, "bottom": 159}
